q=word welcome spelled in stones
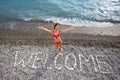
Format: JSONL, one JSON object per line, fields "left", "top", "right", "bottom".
{"left": 14, "top": 50, "right": 111, "bottom": 74}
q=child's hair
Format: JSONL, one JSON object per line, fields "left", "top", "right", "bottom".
{"left": 54, "top": 23, "right": 60, "bottom": 29}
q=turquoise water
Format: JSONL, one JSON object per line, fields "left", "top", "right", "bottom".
{"left": 0, "top": 0, "right": 120, "bottom": 26}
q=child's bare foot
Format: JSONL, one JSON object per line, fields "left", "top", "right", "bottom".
{"left": 59, "top": 47, "right": 63, "bottom": 52}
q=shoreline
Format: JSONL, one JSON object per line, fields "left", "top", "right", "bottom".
{"left": 0, "top": 21, "right": 120, "bottom": 35}
{"left": 0, "top": 21, "right": 120, "bottom": 48}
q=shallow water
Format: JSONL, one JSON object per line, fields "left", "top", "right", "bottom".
{"left": 0, "top": 0, "right": 120, "bottom": 26}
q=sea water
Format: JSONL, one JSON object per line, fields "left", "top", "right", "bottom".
{"left": 0, "top": 0, "right": 120, "bottom": 27}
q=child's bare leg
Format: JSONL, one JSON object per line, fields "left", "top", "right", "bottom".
{"left": 59, "top": 44, "right": 62, "bottom": 52}
{"left": 55, "top": 44, "right": 59, "bottom": 51}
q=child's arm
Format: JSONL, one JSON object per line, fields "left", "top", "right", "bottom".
{"left": 38, "top": 26, "right": 52, "bottom": 33}
{"left": 60, "top": 27, "right": 75, "bottom": 33}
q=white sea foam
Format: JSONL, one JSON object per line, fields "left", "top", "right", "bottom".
{"left": 22, "top": 17, "right": 32, "bottom": 21}
{"left": 45, "top": 17, "right": 114, "bottom": 27}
